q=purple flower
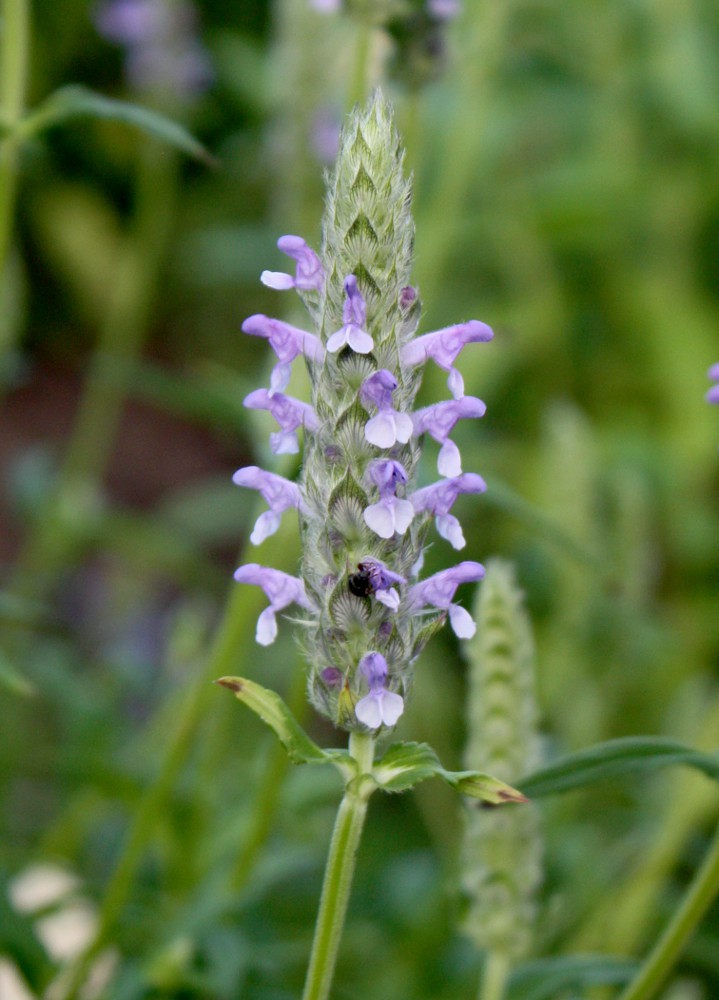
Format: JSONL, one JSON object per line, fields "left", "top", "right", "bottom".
{"left": 309, "top": 0, "right": 341, "bottom": 10}
{"left": 707, "top": 363, "right": 719, "bottom": 404}
{"left": 233, "top": 564, "right": 312, "bottom": 645}
{"left": 364, "top": 460, "right": 414, "bottom": 539}
{"left": 260, "top": 235, "right": 325, "bottom": 293}
{"left": 355, "top": 652, "right": 404, "bottom": 729}
{"left": 349, "top": 558, "right": 406, "bottom": 611}
{"left": 361, "top": 370, "right": 413, "bottom": 448}
{"left": 427, "top": 0, "right": 461, "bottom": 20}
{"left": 401, "top": 320, "right": 493, "bottom": 399}
{"left": 95, "top": 0, "right": 212, "bottom": 97}
{"left": 232, "top": 466, "right": 303, "bottom": 544}
{"left": 407, "top": 561, "right": 485, "bottom": 638}
{"left": 399, "top": 286, "right": 418, "bottom": 311}
{"left": 242, "top": 314, "right": 325, "bottom": 395}
{"left": 244, "top": 389, "right": 320, "bottom": 454}
{"left": 327, "top": 276, "right": 374, "bottom": 354}
{"left": 412, "top": 396, "right": 486, "bottom": 476}
{"left": 410, "top": 472, "right": 486, "bottom": 549}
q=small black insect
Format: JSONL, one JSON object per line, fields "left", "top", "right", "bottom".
{"left": 348, "top": 562, "right": 375, "bottom": 597}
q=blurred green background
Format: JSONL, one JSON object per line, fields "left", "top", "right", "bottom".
{"left": 1, "top": 1, "right": 719, "bottom": 998}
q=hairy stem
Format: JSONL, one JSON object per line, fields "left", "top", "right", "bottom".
{"left": 302, "top": 731, "right": 375, "bottom": 1000}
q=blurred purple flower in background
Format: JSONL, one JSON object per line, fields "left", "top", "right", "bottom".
{"left": 95, "top": 0, "right": 212, "bottom": 97}
{"left": 707, "top": 363, "right": 719, "bottom": 404}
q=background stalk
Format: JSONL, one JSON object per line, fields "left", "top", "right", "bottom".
{"left": 616, "top": 817, "right": 719, "bottom": 1000}
{"left": 0, "top": 0, "right": 29, "bottom": 282}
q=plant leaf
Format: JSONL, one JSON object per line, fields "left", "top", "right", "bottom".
{"left": 19, "top": 86, "right": 214, "bottom": 164}
{"left": 508, "top": 954, "right": 636, "bottom": 999}
{"left": 520, "top": 736, "right": 719, "bottom": 798}
{"left": 372, "top": 741, "right": 527, "bottom": 804}
{"left": 216, "top": 677, "right": 355, "bottom": 778}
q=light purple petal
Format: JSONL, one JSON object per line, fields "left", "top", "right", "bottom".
{"left": 365, "top": 412, "right": 398, "bottom": 448}
{"left": 355, "top": 692, "right": 383, "bottom": 728}
{"left": 448, "top": 603, "right": 476, "bottom": 638}
{"left": 408, "top": 561, "right": 485, "bottom": 611}
{"left": 260, "top": 270, "right": 295, "bottom": 290}
{"left": 438, "top": 439, "right": 462, "bottom": 477}
{"left": 392, "top": 499, "right": 414, "bottom": 534}
{"left": 250, "top": 511, "right": 282, "bottom": 545}
{"left": 436, "top": 513, "right": 465, "bottom": 549}
{"left": 326, "top": 329, "right": 349, "bottom": 353}
{"left": 270, "top": 430, "right": 299, "bottom": 454}
{"left": 707, "top": 385, "right": 719, "bottom": 404}
{"left": 346, "top": 326, "right": 374, "bottom": 354}
{"left": 709, "top": 362, "right": 719, "bottom": 380}
{"left": 375, "top": 588, "right": 400, "bottom": 611}
{"left": 364, "top": 502, "right": 396, "bottom": 539}
{"left": 393, "top": 412, "right": 413, "bottom": 443}
{"left": 447, "top": 366, "right": 464, "bottom": 399}
{"left": 379, "top": 690, "right": 404, "bottom": 726}
{"left": 270, "top": 362, "right": 292, "bottom": 396}
{"left": 256, "top": 607, "right": 278, "bottom": 645}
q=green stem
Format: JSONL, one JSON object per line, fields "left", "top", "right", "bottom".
{"left": 0, "top": 0, "right": 30, "bottom": 289}
{"left": 616, "top": 816, "right": 719, "bottom": 1000}
{"left": 302, "top": 731, "right": 375, "bottom": 1000}
{"left": 479, "top": 951, "right": 511, "bottom": 1000}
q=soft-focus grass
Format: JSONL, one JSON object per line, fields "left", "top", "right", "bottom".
{"left": 1, "top": 1, "right": 719, "bottom": 998}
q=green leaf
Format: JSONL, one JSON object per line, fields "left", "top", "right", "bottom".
{"left": 19, "top": 86, "right": 214, "bottom": 164}
{"left": 520, "top": 736, "right": 719, "bottom": 798}
{"left": 372, "top": 741, "right": 527, "bottom": 804}
{"left": 508, "top": 955, "right": 636, "bottom": 1000}
{"left": 216, "top": 677, "right": 355, "bottom": 778}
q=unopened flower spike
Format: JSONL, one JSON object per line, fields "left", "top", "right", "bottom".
{"left": 233, "top": 564, "right": 312, "bottom": 646}
{"left": 232, "top": 466, "right": 303, "bottom": 545}
{"left": 260, "top": 235, "right": 325, "bottom": 293}
{"left": 413, "top": 395, "right": 487, "bottom": 477}
{"left": 401, "top": 320, "right": 493, "bottom": 400}
{"left": 242, "top": 314, "right": 325, "bottom": 395}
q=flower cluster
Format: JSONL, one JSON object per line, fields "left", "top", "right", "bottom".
{"left": 233, "top": 94, "right": 491, "bottom": 733}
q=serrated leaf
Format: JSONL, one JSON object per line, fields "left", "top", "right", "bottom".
{"left": 520, "top": 736, "right": 719, "bottom": 798}
{"left": 372, "top": 741, "right": 527, "bottom": 804}
{"left": 19, "top": 86, "right": 214, "bottom": 164}
{"left": 216, "top": 677, "right": 355, "bottom": 778}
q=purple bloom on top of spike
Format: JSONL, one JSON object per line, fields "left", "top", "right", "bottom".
{"left": 364, "top": 459, "right": 414, "bottom": 539}
{"left": 707, "top": 363, "right": 719, "bottom": 404}
{"left": 411, "top": 472, "right": 486, "bottom": 549}
{"left": 355, "top": 652, "right": 404, "bottom": 729}
{"left": 260, "top": 235, "right": 325, "bottom": 293}
{"left": 327, "top": 276, "right": 374, "bottom": 354}
{"left": 361, "top": 370, "right": 413, "bottom": 447}
{"left": 407, "top": 561, "right": 484, "bottom": 638}
{"left": 234, "top": 564, "right": 312, "bottom": 645}
{"left": 412, "top": 396, "right": 486, "bottom": 476}
{"left": 242, "top": 314, "right": 325, "bottom": 394}
{"left": 232, "top": 466, "right": 303, "bottom": 544}
{"left": 244, "top": 389, "right": 320, "bottom": 454}
{"left": 401, "top": 320, "right": 493, "bottom": 399}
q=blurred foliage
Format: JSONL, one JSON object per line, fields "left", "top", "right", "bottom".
{"left": 1, "top": 0, "right": 719, "bottom": 998}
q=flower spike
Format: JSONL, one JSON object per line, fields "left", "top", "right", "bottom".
{"left": 260, "top": 235, "right": 324, "bottom": 292}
